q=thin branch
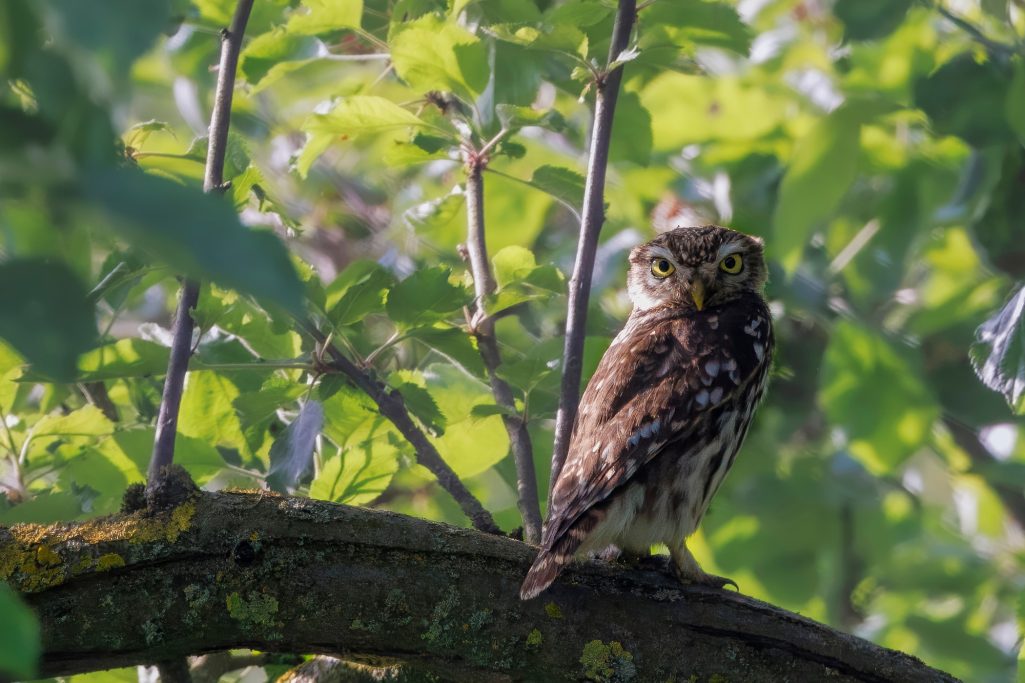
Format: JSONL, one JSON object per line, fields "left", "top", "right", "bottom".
{"left": 944, "top": 415, "right": 1025, "bottom": 531}
{"left": 146, "top": 0, "right": 254, "bottom": 490}
{"left": 302, "top": 321, "right": 500, "bottom": 534}
{"left": 79, "top": 382, "right": 119, "bottom": 423}
{"left": 463, "top": 156, "right": 542, "bottom": 544}
{"left": 550, "top": 0, "right": 637, "bottom": 496}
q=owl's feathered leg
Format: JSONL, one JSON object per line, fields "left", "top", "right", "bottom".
{"left": 670, "top": 542, "right": 738, "bottom": 590}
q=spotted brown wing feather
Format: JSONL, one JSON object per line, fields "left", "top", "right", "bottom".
{"left": 520, "top": 294, "right": 772, "bottom": 600}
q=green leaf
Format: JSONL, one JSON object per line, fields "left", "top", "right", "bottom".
{"left": 178, "top": 371, "right": 251, "bottom": 457}
{"left": 609, "top": 91, "right": 652, "bottom": 166}
{"left": 913, "top": 53, "right": 1013, "bottom": 147}
{"left": 820, "top": 322, "right": 938, "bottom": 473}
{"left": 298, "top": 96, "right": 430, "bottom": 177}
{"left": 267, "top": 400, "right": 325, "bottom": 492}
{"left": 389, "top": 14, "right": 488, "bottom": 101}
{"left": 393, "top": 377, "right": 446, "bottom": 437}
{"left": 315, "top": 386, "right": 401, "bottom": 503}
{"left": 405, "top": 326, "right": 485, "bottom": 377}
{"left": 83, "top": 167, "right": 304, "bottom": 313}
{"left": 325, "top": 260, "right": 395, "bottom": 325}
{"left": 0, "top": 584, "right": 40, "bottom": 680}
{"left": 491, "top": 246, "right": 537, "bottom": 288}
{"left": 0, "top": 259, "right": 96, "bottom": 382}
{"left": 772, "top": 107, "right": 862, "bottom": 272}
{"left": 529, "top": 165, "right": 585, "bottom": 209}
{"left": 240, "top": 30, "right": 318, "bottom": 88}
{"left": 310, "top": 436, "right": 399, "bottom": 505}
{"left": 834, "top": 0, "right": 913, "bottom": 41}
{"left": 0, "top": 492, "right": 83, "bottom": 524}
{"left": 386, "top": 267, "right": 468, "bottom": 329}
{"left": 642, "top": 0, "right": 752, "bottom": 55}
{"left": 41, "top": 0, "right": 171, "bottom": 81}
{"left": 402, "top": 187, "right": 466, "bottom": 244}
{"left": 495, "top": 104, "right": 565, "bottom": 133}
{"left": 285, "top": 0, "right": 363, "bottom": 35}
{"left": 1007, "top": 58, "right": 1025, "bottom": 146}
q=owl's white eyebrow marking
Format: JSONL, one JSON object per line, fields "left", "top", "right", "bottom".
{"left": 647, "top": 245, "right": 677, "bottom": 263}
{"left": 716, "top": 240, "right": 745, "bottom": 260}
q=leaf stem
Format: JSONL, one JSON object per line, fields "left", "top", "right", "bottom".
{"left": 550, "top": 0, "right": 637, "bottom": 498}
{"left": 463, "top": 155, "right": 543, "bottom": 544}
{"left": 147, "top": 0, "right": 254, "bottom": 490}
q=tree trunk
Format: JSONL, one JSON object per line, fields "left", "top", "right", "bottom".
{"left": 0, "top": 491, "right": 958, "bottom": 682}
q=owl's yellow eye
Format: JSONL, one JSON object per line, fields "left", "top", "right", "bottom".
{"left": 650, "top": 258, "right": 675, "bottom": 278}
{"left": 719, "top": 254, "right": 744, "bottom": 274}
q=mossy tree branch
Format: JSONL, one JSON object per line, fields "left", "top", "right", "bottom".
{"left": 3, "top": 491, "right": 957, "bottom": 682}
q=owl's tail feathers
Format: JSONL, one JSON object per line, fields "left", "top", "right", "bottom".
{"left": 519, "top": 530, "right": 583, "bottom": 600}
{"left": 520, "top": 547, "right": 568, "bottom": 600}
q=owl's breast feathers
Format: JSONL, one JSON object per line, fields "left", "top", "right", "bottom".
{"left": 520, "top": 293, "right": 772, "bottom": 599}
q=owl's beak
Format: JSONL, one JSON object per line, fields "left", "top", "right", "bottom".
{"left": 690, "top": 280, "right": 706, "bottom": 311}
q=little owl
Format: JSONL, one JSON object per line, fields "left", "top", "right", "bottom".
{"left": 521, "top": 225, "right": 773, "bottom": 600}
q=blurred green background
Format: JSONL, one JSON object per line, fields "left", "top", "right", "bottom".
{"left": 2, "top": 0, "right": 1025, "bottom": 680}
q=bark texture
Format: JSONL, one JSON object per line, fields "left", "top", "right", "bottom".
{"left": 0, "top": 492, "right": 958, "bottom": 682}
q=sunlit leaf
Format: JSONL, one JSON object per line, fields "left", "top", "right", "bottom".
{"left": 390, "top": 14, "right": 488, "bottom": 101}
{"left": 298, "top": 96, "right": 431, "bottom": 177}
{"left": 285, "top": 0, "right": 362, "bottom": 35}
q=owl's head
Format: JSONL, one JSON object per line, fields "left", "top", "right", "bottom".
{"left": 627, "top": 225, "right": 767, "bottom": 313}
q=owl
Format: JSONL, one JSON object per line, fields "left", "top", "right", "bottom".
{"left": 520, "top": 225, "right": 773, "bottom": 600}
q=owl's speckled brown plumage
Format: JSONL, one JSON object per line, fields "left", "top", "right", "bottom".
{"left": 521, "top": 225, "right": 773, "bottom": 600}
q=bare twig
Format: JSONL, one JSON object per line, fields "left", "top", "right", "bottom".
{"left": 79, "top": 382, "right": 119, "bottom": 423}
{"left": 944, "top": 415, "right": 1025, "bottom": 531}
{"left": 550, "top": 0, "right": 637, "bottom": 496}
{"left": 302, "top": 321, "right": 500, "bottom": 534}
{"left": 463, "top": 156, "right": 542, "bottom": 544}
{"left": 146, "top": 0, "right": 254, "bottom": 489}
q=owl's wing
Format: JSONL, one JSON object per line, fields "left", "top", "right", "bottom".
{"left": 543, "top": 301, "right": 772, "bottom": 550}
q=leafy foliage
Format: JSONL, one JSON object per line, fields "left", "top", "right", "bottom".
{"left": 1, "top": 0, "right": 1024, "bottom": 680}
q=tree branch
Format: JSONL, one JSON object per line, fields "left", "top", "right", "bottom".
{"left": 463, "top": 157, "right": 542, "bottom": 544}
{"left": 303, "top": 322, "right": 500, "bottom": 534}
{"left": 4, "top": 491, "right": 957, "bottom": 682}
{"left": 147, "top": 0, "right": 254, "bottom": 491}
{"left": 550, "top": 0, "right": 637, "bottom": 495}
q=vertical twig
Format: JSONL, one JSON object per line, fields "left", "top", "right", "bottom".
{"left": 549, "top": 0, "right": 637, "bottom": 496}
{"left": 147, "top": 0, "right": 255, "bottom": 490}
{"left": 463, "top": 156, "right": 543, "bottom": 544}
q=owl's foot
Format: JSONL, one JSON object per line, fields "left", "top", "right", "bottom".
{"left": 680, "top": 570, "right": 738, "bottom": 591}
{"left": 670, "top": 543, "right": 738, "bottom": 591}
